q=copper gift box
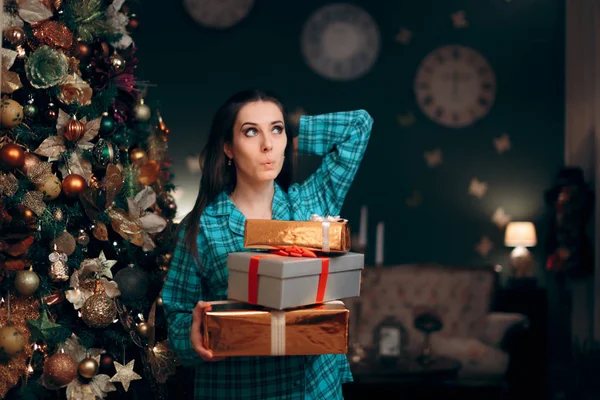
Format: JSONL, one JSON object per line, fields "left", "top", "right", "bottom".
{"left": 243, "top": 219, "right": 351, "bottom": 252}
{"left": 203, "top": 301, "right": 349, "bottom": 357}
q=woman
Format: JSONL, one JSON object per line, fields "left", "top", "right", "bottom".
{"left": 162, "top": 89, "right": 372, "bottom": 399}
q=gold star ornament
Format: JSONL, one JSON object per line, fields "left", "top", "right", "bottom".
{"left": 109, "top": 360, "right": 142, "bottom": 392}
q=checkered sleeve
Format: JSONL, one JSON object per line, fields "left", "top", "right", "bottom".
{"left": 162, "top": 228, "right": 206, "bottom": 367}
{"left": 296, "top": 110, "right": 373, "bottom": 217}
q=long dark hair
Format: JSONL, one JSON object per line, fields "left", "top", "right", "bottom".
{"left": 179, "top": 89, "right": 296, "bottom": 265}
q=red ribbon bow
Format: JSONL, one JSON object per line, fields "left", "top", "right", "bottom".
{"left": 247, "top": 246, "right": 329, "bottom": 305}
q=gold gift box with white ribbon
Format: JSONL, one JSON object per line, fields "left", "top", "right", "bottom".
{"left": 243, "top": 215, "right": 351, "bottom": 253}
{"left": 203, "top": 300, "right": 349, "bottom": 357}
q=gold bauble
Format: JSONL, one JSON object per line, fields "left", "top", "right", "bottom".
{"left": 43, "top": 353, "right": 78, "bottom": 388}
{"left": 0, "top": 143, "right": 25, "bottom": 169}
{"left": 50, "top": 231, "right": 76, "bottom": 256}
{"left": 78, "top": 357, "right": 99, "bottom": 379}
{"left": 136, "top": 322, "right": 151, "bottom": 337}
{"left": 61, "top": 174, "right": 87, "bottom": 197}
{"left": 0, "top": 99, "right": 23, "bottom": 128}
{"left": 110, "top": 53, "right": 126, "bottom": 73}
{"left": 81, "top": 293, "right": 117, "bottom": 328}
{"left": 137, "top": 160, "right": 159, "bottom": 186}
{"left": 4, "top": 26, "right": 25, "bottom": 45}
{"left": 133, "top": 100, "right": 151, "bottom": 122}
{"left": 0, "top": 326, "right": 25, "bottom": 358}
{"left": 129, "top": 148, "right": 147, "bottom": 167}
{"left": 14, "top": 269, "right": 40, "bottom": 296}
{"left": 36, "top": 174, "right": 61, "bottom": 200}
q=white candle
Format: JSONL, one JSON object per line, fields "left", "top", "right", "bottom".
{"left": 359, "top": 205, "right": 367, "bottom": 246}
{"left": 375, "top": 221, "right": 384, "bottom": 265}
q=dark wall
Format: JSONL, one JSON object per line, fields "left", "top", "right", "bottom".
{"left": 134, "top": 0, "right": 565, "bottom": 281}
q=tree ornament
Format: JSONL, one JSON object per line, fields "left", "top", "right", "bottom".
{"left": 0, "top": 144, "right": 25, "bottom": 169}
{"left": 25, "top": 45, "right": 69, "bottom": 89}
{"left": 54, "top": 209, "right": 63, "bottom": 221}
{"left": 109, "top": 360, "right": 142, "bottom": 392}
{"left": 0, "top": 99, "right": 23, "bottom": 128}
{"left": 64, "top": 117, "right": 85, "bottom": 142}
{"left": 98, "top": 353, "right": 115, "bottom": 375}
{"left": 50, "top": 231, "right": 76, "bottom": 256}
{"left": 43, "top": 102, "right": 59, "bottom": 122}
{"left": 113, "top": 265, "right": 149, "bottom": 303}
{"left": 21, "top": 152, "right": 40, "bottom": 174}
{"left": 48, "top": 247, "right": 69, "bottom": 282}
{"left": 99, "top": 114, "right": 116, "bottom": 135}
{"left": 92, "top": 139, "right": 119, "bottom": 169}
{"left": 23, "top": 104, "right": 38, "bottom": 119}
{"left": 136, "top": 322, "right": 150, "bottom": 337}
{"left": 0, "top": 326, "right": 25, "bottom": 359}
{"left": 4, "top": 27, "right": 25, "bottom": 46}
{"left": 14, "top": 267, "right": 40, "bottom": 296}
{"left": 81, "top": 281, "right": 117, "bottom": 328}
{"left": 16, "top": 204, "right": 37, "bottom": 225}
{"left": 26, "top": 311, "right": 61, "bottom": 342}
{"left": 36, "top": 174, "right": 61, "bottom": 200}
{"left": 129, "top": 148, "right": 147, "bottom": 166}
{"left": 61, "top": 173, "right": 87, "bottom": 197}
{"left": 43, "top": 352, "right": 78, "bottom": 388}
{"left": 133, "top": 99, "right": 151, "bottom": 122}
{"left": 76, "top": 230, "right": 90, "bottom": 246}
{"left": 127, "top": 16, "right": 139, "bottom": 32}
{"left": 78, "top": 357, "right": 99, "bottom": 379}
{"left": 75, "top": 42, "right": 90, "bottom": 59}
{"left": 110, "top": 53, "right": 126, "bottom": 74}
{"left": 137, "top": 160, "right": 159, "bottom": 186}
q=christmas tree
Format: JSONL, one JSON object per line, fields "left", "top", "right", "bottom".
{"left": 0, "top": 0, "right": 182, "bottom": 398}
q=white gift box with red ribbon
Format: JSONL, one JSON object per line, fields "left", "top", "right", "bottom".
{"left": 226, "top": 251, "right": 364, "bottom": 310}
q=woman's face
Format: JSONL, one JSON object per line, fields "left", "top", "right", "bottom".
{"left": 224, "top": 101, "right": 288, "bottom": 185}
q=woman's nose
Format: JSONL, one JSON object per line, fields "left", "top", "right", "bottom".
{"left": 262, "top": 134, "right": 273, "bottom": 152}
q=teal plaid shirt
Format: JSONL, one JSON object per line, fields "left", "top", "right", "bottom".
{"left": 163, "top": 110, "right": 373, "bottom": 399}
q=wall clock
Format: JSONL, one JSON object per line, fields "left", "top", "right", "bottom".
{"left": 414, "top": 45, "right": 496, "bottom": 128}
{"left": 183, "top": 0, "right": 255, "bottom": 29}
{"left": 301, "top": 3, "right": 380, "bottom": 81}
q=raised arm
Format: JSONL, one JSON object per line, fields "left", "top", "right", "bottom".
{"left": 291, "top": 109, "right": 373, "bottom": 217}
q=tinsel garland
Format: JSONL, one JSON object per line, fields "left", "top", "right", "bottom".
{"left": 0, "top": 294, "right": 40, "bottom": 398}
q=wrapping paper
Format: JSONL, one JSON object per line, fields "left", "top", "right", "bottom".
{"left": 244, "top": 218, "right": 351, "bottom": 252}
{"left": 203, "top": 301, "right": 349, "bottom": 357}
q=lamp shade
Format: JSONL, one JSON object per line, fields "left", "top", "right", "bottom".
{"left": 504, "top": 222, "right": 537, "bottom": 247}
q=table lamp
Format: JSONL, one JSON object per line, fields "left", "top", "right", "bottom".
{"left": 504, "top": 221, "right": 537, "bottom": 279}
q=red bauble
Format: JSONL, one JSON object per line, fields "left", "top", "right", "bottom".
{"left": 61, "top": 174, "right": 87, "bottom": 197}
{"left": 0, "top": 144, "right": 25, "bottom": 169}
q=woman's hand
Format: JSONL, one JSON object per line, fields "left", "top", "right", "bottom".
{"left": 191, "top": 301, "right": 225, "bottom": 361}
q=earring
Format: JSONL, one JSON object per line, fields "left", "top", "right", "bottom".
{"left": 228, "top": 158, "right": 232, "bottom": 166}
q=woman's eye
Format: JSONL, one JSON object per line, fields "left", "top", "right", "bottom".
{"left": 245, "top": 128, "right": 258, "bottom": 137}
{"left": 273, "top": 126, "right": 284, "bottom": 134}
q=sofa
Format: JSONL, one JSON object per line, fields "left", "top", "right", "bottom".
{"left": 343, "top": 263, "right": 529, "bottom": 386}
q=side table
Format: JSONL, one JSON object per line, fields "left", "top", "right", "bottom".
{"left": 342, "top": 355, "right": 461, "bottom": 399}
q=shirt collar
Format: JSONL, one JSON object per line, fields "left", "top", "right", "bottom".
{"left": 204, "top": 183, "right": 290, "bottom": 236}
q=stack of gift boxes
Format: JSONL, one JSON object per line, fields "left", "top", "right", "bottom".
{"left": 202, "top": 216, "right": 364, "bottom": 357}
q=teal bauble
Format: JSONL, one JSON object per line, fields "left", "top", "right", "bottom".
{"left": 92, "top": 139, "right": 119, "bottom": 169}
{"left": 23, "top": 104, "right": 38, "bottom": 119}
{"left": 99, "top": 115, "right": 116, "bottom": 135}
